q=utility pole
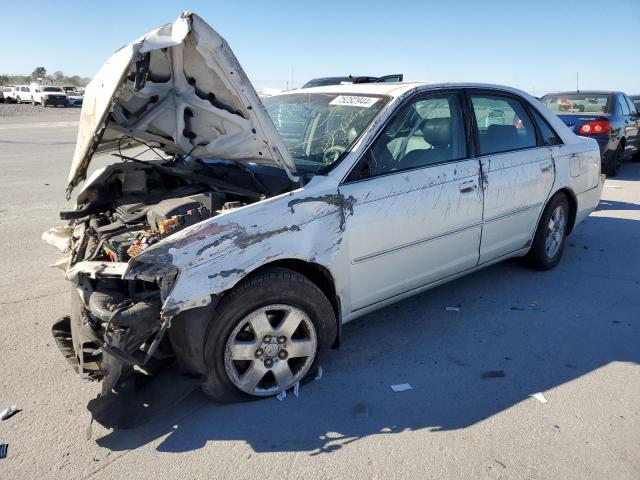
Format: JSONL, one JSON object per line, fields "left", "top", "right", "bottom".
{"left": 291, "top": 65, "right": 294, "bottom": 91}
{"left": 576, "top": 72, "right": 579, "bottom": 92}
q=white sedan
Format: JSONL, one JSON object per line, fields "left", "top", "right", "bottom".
{"left": 44, "top": 13, "right": 603, "bottom": 402}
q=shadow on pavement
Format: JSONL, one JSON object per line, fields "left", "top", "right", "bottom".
{"left": 89, "top": 213, "right": 640, "bottom": 455}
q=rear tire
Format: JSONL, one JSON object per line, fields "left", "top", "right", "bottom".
{"left": 524, "top": 193, "right": 569, "bottom": 270}
{"left": 201, "top": 267, "right": 336, "bottom": 403}
{"left": 605, "top": 144, "right": 622, "bottom": 176}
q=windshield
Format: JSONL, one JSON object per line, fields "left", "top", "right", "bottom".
{"left": 43, "top": 87, "right": 63, "bottom": 92}
{"left": 263, "top": 93, "right": 388, "bottom": 177}
{"left": 541, "top": 94, "right": 611, "bottom": 114}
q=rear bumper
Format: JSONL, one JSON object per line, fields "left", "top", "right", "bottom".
{"left": 575, "top": 174, "right": 605, "bottom": 226}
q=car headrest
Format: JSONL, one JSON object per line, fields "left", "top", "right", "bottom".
{"left": 422, "top": 117, "right": 451, "bottom": 148}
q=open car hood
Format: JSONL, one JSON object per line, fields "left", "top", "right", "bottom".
{"left": 67, "top": 12, "right": 296, "bottom": 196}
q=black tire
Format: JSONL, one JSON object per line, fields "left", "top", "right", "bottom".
{"left": 524, "top": 193, "right": 570, "bottom": 270}
{"left": 16, "top": 96, "right": 21, "bottom": 104}
{"left": 31, "top": 97, "right": 36, "bottom": 106}
{"left": 201, "top": 267, "right": 336, "bottom": 403}
{"left": 605, "top": 144, "right": 623, "bottom": 177}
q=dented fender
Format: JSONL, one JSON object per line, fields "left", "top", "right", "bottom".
{"left": 124, "top": 177, "right": 350, "bottom": 316}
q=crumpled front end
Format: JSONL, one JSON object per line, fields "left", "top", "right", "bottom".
{"left": 46, "top": 244, "right": 173, "bottom": 393}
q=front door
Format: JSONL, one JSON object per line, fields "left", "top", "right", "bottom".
{"left": 339, "top": 91, "right": 483, "bottom": 311}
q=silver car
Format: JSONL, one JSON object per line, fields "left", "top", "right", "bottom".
{"left": 44, "top": 13, "right": 604, "bottom": 402}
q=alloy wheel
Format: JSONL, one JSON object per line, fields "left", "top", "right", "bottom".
{"left": 545, "top": 205, "right": 566, "bottom": 258}
{"left": 224, "top": 304, "right": 317, "bottom": 396}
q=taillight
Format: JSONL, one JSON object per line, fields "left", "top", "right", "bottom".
{"left": 578, "top": 120, "right": 610, "bottom": 135}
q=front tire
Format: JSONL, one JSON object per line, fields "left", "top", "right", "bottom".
{"left": 201, "top": 267, "right": 336, "bottom": 403}
{"left": 16, "top": 96, "right": 22, "bottom": 104}
{"left": 524, "top": 193, "right": 569, "bottom": 270}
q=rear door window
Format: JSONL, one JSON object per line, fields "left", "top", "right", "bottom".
{"left": 471, "top": 95, "right": 537, "bottom": 155}
{"left": 623, "top": 95, "right": 637, "bottom": 115}
{"left": 620, "top": 95, "right": 630, "bottom": 116}
{"left": 530, "top": 109, "right": 563, "bottom": 146}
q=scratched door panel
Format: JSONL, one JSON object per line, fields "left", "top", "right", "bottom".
{"left": 339, "top": 159, "right": 482, "bottom": 311}
{"left": 479, "top": 147, "right": 554, "bottom": 263}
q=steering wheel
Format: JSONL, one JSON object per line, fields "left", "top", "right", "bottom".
{"left": 322, "top": 145, "right": 346, "bottom": 165}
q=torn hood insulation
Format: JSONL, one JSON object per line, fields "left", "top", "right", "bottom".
{"left": 67, "top": 12, "right": 296, "bottom": 195}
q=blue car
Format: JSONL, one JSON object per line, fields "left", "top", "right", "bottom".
{"left": 541, "top": 91, "right": 640, "bottom": 176}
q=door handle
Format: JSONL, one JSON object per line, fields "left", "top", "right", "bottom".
{"left": 459, "top": 181, "right": 477, "bottom": 194}
{"left": 540, "top": 162, "right": 553, "bottom": 173}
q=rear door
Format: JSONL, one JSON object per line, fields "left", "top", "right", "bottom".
{"left": 339, "top": 90, "right": 483, "bottom": 311}
{"left": 468, "top": 91, "right": 555, "bottom": 264}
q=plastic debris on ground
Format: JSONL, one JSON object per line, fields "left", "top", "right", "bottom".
{"left": 276, "top": 390, "right": 287, "bottom": 401}
{"left": 481, "top": 370, "right": 506, "bottom": 379}
{"left": 445, "top": 306, "right": 461, "bottom": 312}
{"left": 314, "top": 366, "right": 323, "bottom": 381}
{"left": 0, "top": 405, "right": 20, "bottom": 421}
{"left": 529, "top": 392, "right": 548, "bottom": 403}
{"left": 0, "top": 444, "right": 7, "bottom": 460}
{"left": 390, "top": 383, "right": 413, "bottom": 392}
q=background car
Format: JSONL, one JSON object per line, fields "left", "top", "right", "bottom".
{"left": 12, "top": 85, "right": 33, "bottom": 104}
{"left": 31, "top": 85, "right": 67, "bottom": 107}
{"left": 302, "top": 74, "right": 403, "bottom": 88}
{"left": 62, "top": 86, "right": 83, "bottom": 106}
{"left": 1, "top": 86, "right": 17, "bottom": 103}
{"left": 631, "top": 95, "right": 640, "bottom": 114}
{"left": 541, "top": 91, "right": 640, "bottom": 176}
{"left": 0, "top": 89, "right": 4, "bottom": 103}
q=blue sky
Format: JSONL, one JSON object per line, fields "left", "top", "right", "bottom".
{"left": 2, "top": 0, "right": 639, "bottom": 95}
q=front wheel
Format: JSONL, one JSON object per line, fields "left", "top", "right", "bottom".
{"left": 524, "top": 193, "right": 569, "bottom": 270}
{"left": 200, "top": 267, "right": 336, "bottom": 403}
{"left": 16, "top": 96, "right": 22, "bottom": 104}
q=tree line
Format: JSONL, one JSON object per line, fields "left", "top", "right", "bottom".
{"left": 0, "top": 67, "right": 90, "bottom": 87}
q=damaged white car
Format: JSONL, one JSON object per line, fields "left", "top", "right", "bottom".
{"left": 44, "top": 12, "right": 604, "bottom": 402}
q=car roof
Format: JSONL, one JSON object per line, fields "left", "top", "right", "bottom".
{"left": 542, "top": 90, "right": 622, "bottom": 96}
{"left": 275, "top": 81, "right": 537, "bottom": 99}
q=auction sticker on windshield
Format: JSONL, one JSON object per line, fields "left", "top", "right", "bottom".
{"left": 329, "top": 95, "right": 380, "bottom": 108}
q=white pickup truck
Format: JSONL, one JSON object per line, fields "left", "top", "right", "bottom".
{"left": 31, "top": 84, "right": 67, "bottom": 107}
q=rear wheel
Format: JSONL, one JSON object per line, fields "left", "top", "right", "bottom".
{"left": 16, "top": 96, "right": 22, "bottom": 104}
{"left": 524, "top": 193, "right": 569, "bottom": 270}
{"left": 605, "top": 144, "right": 623, "bottom": 176}
{"left": 201, "top": 267, "right": 336, "bottom": 403}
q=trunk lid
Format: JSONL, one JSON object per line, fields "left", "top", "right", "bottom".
{"left": 67, "top": 12, "right": 296, "bottom": 196}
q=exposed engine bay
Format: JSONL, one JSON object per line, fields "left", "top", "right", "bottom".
{"left": 48, "top": 158, "right": 294, "bottom": 393}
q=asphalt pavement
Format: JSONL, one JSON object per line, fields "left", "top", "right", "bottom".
{"left": 0, "top": 110, "right": 638, "bottom": 479}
